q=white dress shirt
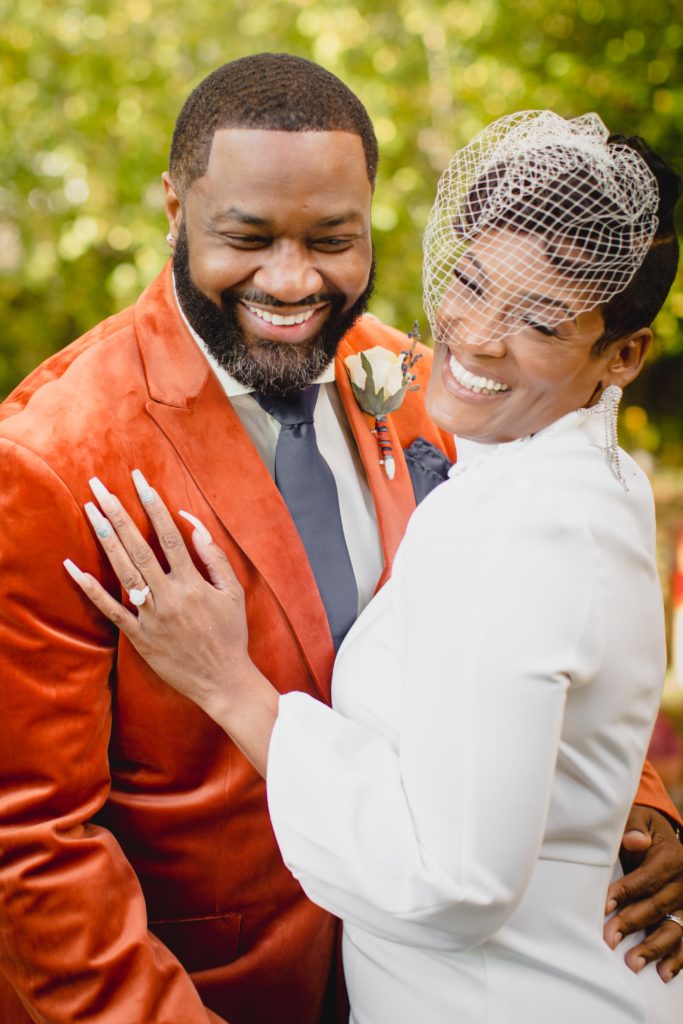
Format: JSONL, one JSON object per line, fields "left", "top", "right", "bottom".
{"left": 174, "top": 288, "right": 384, "bottom": 613}
{"left": 267, "top": 409, "right": 679, "bottom": 1023}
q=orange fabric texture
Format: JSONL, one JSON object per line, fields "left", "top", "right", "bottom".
{"left": 635, "top": 758, "right": 682, "bottom": 825}
{"left": 0, "top": 265, "right": 451, "bottom": 1024}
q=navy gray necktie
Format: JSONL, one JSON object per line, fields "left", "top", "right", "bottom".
{"left": 253, "top": 384, "right": 358, "bottom": 650}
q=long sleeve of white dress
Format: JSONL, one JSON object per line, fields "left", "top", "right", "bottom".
{"left": 267, "top": 457, "right": 603, "bottom": 952}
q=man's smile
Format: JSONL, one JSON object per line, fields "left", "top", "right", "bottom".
{"left": 244, "top": 304, "right": 318, "bottom": 326}
{"left": 238, "top": 300, "right": 331, "bottom": 344}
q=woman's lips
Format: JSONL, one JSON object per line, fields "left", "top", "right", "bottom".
{"left": 444, "top": 351, "right": 512, "bottom": 398}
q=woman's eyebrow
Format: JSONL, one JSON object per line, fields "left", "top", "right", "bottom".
{"left": 517, "top": 291, "right": 577, "bottom": 318}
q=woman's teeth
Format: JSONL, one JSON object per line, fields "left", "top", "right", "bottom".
{"left": 246, "top": 304, "right": 316, "bottom": 326}
{"left": 448, "top": 354, "right": 510, "bottom": 395}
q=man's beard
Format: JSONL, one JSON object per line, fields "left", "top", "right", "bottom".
{"left": 173, "top": 224, "right": 375, "bottom": 395}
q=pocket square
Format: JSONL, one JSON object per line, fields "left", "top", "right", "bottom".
{"left": 403, "top": 437, "right": 453, "bottom": 505}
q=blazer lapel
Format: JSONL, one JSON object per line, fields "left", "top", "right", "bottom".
{"left": 134, "top": 266, "right": 335, "bottom": 699}
{"left": 335, "top": 329, "right": 417, "bottom": 591}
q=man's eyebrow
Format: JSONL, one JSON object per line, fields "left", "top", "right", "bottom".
{"left": 315, "top": 211, "right": 365, "bottom": 227}
{"left": 209, "top": 208, "right": 365, "bottom": 229}
{"left": 210, "top": 207, "right": 270, "bottom": 227}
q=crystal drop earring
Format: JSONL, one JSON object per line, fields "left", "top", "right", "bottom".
{"left": 581, "top": 384, "right": 628, "bottom": 492}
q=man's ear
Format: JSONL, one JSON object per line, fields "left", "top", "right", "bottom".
{"left": 603, "top": 328, "right": 652, "bottom": 390}
{"left": 162, "top": 172, "right": 182, "bottom": 240}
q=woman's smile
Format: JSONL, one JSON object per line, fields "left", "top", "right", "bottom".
{"left": 444, "top": 349, "right": 512, "bottom": 397}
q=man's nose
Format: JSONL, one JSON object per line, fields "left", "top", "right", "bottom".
{"left": 252, "top": 244, "right": 325, "bottom": 304}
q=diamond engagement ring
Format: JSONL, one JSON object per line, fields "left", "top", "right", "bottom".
{"left": 129, "top": 585, "right": 151, "bottom": 607}
{"left": 663, "top": 914, "right": 683, "bottom": 931}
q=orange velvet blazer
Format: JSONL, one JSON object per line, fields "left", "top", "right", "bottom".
{"left": 0, "top": 265, "right": 676, "bottom": 1024}
{"left": 0, "top": 265, "right": 450, "bottom": 1024}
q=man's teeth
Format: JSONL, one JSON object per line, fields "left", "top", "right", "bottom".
{"left": 449, "top": 354, "right": 510, "bottom": 394}
{"left": 246, "top": 304, "right": 316, "bottom": 326}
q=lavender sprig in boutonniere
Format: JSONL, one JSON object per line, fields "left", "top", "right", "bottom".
{"left": 344, "top": 322, "right": 422, "bottom": 479}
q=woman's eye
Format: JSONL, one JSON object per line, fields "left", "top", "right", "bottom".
{"left": 452, "top": 267, "right": 484, "bottom": 297}
{"left": 520, "top": 316, "right": 557, "bottom": 337}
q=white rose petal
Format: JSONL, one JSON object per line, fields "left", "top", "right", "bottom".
{"left": 385, "top": 361, "right": 405, "bottom": 397}
{"left": 363, "top": 346, "right": 399, "bottom": 388}
{"left": 358, "top": 347, "right": 406, "bottom": 398}
{"left": 345, "top": 352, "right": 367, "bottom": 389}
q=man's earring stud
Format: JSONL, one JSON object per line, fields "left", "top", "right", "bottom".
{"left": 166, "top": 232, "right": 175, "bottom": 245}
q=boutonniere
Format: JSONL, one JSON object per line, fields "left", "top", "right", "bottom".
{"left": 344, "top": 322, "right": 422, "bottom": 479}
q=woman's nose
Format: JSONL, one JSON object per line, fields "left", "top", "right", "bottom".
{"left": 438, "top": 298, "right": 508, "bottom": 355}
{"left": 459, "top": 312, "right": 508, "bottom": 354}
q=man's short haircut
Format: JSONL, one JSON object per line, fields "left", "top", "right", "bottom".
{"left": 169, "top": 53, "right": 378, "bottom": 197}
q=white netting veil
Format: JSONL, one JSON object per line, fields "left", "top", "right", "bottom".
{"left": 422, "top": 110, "right": 659, "bottom": 345}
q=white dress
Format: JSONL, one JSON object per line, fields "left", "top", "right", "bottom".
{"left": 266, "top": 409, "right": 681, "bottom": 1023}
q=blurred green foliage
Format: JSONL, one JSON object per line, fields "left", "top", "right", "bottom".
{"left": 1, "top": 0, "right": 682, "bottom": 460}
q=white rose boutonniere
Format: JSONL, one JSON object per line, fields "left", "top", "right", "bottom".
{"left": 344, "top": 322, "right": 422, "bottom": 479}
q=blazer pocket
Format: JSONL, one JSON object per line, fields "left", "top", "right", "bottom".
{"left": 149, "top": 911, "right": 242, "bottom": 973}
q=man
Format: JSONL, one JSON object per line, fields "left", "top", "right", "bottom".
{"left": 0, "top": 53, "right": 681, "bottom": 1024}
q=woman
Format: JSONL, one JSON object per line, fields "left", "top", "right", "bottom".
{"left": 65, "top": 112, "right": 682, "bottom": 1022}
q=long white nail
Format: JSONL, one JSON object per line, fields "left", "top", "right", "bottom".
{"left": 89, "top": 476, "right": 118, "bottom": 513}
{"left": 179, "top": 510, "right": 212, "bottom": 544}
{"left": 85, "top": 501, "right": 112, "bottom": 539}
{"left": 63, "top": 558, "right": 87, "bottom": 583}
{"left": 132, "top": 468, "right": 156, "bottom": 505}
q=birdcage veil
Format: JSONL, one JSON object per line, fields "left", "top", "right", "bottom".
{"left": 422, "top": 110, "right": 659, "bottom": 344}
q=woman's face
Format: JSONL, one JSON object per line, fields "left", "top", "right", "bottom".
{"left": 426, "top": 228, "right": 617, "bottom": 443}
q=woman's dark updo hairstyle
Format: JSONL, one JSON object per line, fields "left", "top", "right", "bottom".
{"left": 596, "top": 136, "right": 681, "bottom": 353}
{"left": 459, "top": 134, "right": 681, "bottom": 352}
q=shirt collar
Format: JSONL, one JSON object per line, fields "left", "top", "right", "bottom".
{"left": 172, "top": 274, "right": 336, "bottom": 397}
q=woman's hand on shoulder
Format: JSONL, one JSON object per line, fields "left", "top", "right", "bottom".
{"left": 64, "top": 471, "right": 253, "bottom": 725}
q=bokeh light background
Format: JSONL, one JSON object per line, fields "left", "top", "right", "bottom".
{"left": 1, "top": 0, "right": 681, "bottom": 454}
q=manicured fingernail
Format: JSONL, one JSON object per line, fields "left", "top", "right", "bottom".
{"left": 63, "top": 558, "right": 87, "bottom": 583}
{"left": 606, "top": 899, "right": 617, "bottom": 914}
{"left": 634, "top": 956, "right": 647, "bottom": 973}
{"left": 89, "top": 476, "right": 118, "bottom": 513}
{"left": 132, "top": 468, "right": 156, "bottom": 505}
{"left": 179, "top": 510, "right": 212, "bottom": 544}
{"left": 613, "top": 931, "right": 623, "bottom": 947}
{"left": 85, "top": 501, "right": 112, "bottom": 539}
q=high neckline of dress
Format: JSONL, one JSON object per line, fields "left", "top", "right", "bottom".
{"left": 452, "top": 433, "right": 528, "bottom": 468}
{"left": 450, "top": 407, "right": 607, "bottom": 476}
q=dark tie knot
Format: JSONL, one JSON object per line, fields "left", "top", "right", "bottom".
{"left": 252, "top": 385, "right": 320, "bottom": 427}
